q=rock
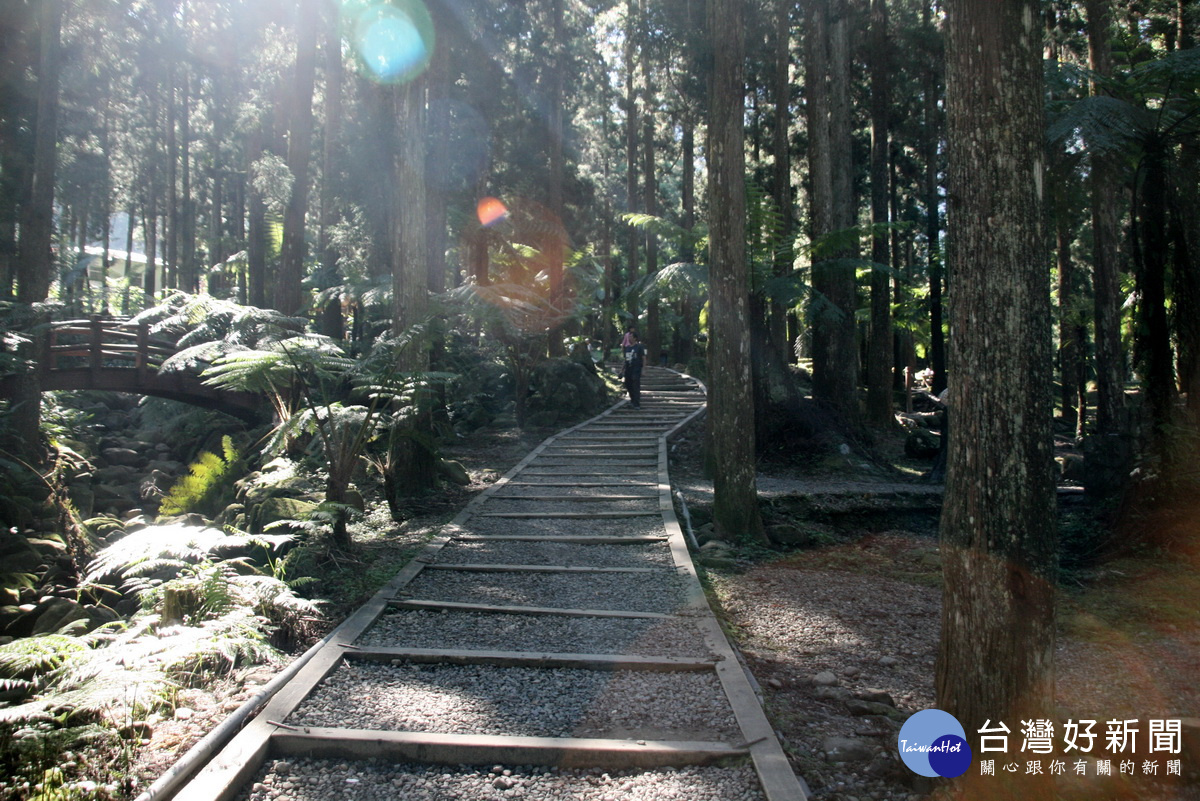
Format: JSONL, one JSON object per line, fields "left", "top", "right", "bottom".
{"left": 904, "top": 429, "right": 941, "bottom": 459}
{"left": 697, "top": 555, "right": 737, "bottom": 570}
{"left": 700, "top": 539, "right": 733, "bottom": 552}
{"left": 813, "top": 671, "right": 839, "bottom": 686}
{"left": 526, "top": 411, "right": 560, "bottom": 428}
{"left": 0, "top": 531, "right": 44, "bottom": 575}
{"left": 846, "top": 699, "right": 901, "bottom": 717}
{"left": 30, "top": 597, "right": 92, "bottom": 635}
{"left": 174, "top": 707, "right": 195, "bottom": 721}
{"left": 879, "top": 656, "right": 899, "bottom": 667}
{"left": 841, "top": 666, "right": 861, "bottom": 677}
{"left": 437, "top": 459, "right": 471, "bottom": 486}
{"left": 765, "top": 523, "right": 813, "bottom": 547}
{"left": 864, "top": 754, "right": 899, "bottom": 778}
{"left": 344, "top": 489, "right": 366, "bottom": 511}
{"left": 814, "top": 686, "right": 852, "bottom": 702}
{"left": 101, "top": 447, "right": 142, "bottom": 467}
{"left": 766, "top": 678, "right": 784, "bottom": 689}
{"left": 93, "top": 465, "right": 137, "bottom": 483}
{"left": 492, "top": 776, "right": 515, "bottom": 790}
{"left": 854, "top": 688, "right": 896, "bottom": 706}
{"left": 822, "top": 736, "right": 876, "bottom": 763}
{"left": 1057, "top": 453, "right": 1086, "bottom": 482}
{"left": 249, "top": 498, "right": 318, "bottom": 533}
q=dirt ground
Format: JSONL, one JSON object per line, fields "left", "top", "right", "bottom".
{"left": 668, "top": 417, "right": 1200, "bottom": 801}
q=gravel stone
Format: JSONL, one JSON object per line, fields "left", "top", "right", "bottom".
{"left": 431, "top": 540, "right": 675, "bottom": 569}
{"left": 460, "top": 516, "right": 668, "bottom": 539}
{"left": 289, "top": 661, "right": 741, "bottom": 740}
{"left": 238, "top": 758, "right": 766, "bottom": 801}
{"left": 359, "top": 610, "right": 712, "bottom": 657}
{"left": 402, "top": 570, "right": 688, "bottom": 613}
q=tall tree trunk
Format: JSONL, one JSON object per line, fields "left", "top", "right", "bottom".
{"left": 923, "top": 0, "right": 947, "bottom": 395}
{"left": 546, "top": 0, "right": 566, "bottom": 357}
{"left": 165, "top": 58, "right": 178, "bottom": 291}
{"left": 807, "top": 0, "right": 858, "bottom": 423}
{"left": 385, "top": 75, "right": 438, "bottom": 514}
{"left": 770, "top": 0, "right": 793, "bottom": 365}
{"left": 806, "top": 0, "right": 835, "bottom": 387}
{"left": 866, "top": 0, "right": 893, "bottom": 427}
{"left": 938, "top": 6, "right": 1056, "bottom": 799}
{"left": 1055, "top": 185, "right": 1083, "bottom": 439}
{"left": 179, "top": 71, "right": 195, "bottom": 293}
{"left": 707, "top": 0, "right": 765, "bottom": 546}
{"left": 1084, "top": 0, "right": 1130, "bottom": 494}
{"left": 318, "top": 7, "right": 345, "bottom": 340}
{"left": 642, "top": 88, "right": 660, "bottom": 364}
{"left": 276, "top": 0, "right": 318, "bottom": 317}
{"left": 623, "top": 0, "right": 639, "bottom": 324}
{"left": 679, "top": 114, "right": 696, "bottom": 366}
{"left": 9, "top": 0, "right": 62, "bottom": 459}
{"left": 1135, "top": 146, "right": 1176, "bottom": 446}
{"left": 246, "top": 127, "right": 267, "bottom": 309}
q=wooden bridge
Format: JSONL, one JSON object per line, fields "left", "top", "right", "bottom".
{"left": 0, "top": 317, "right": 261, "bottom": 422}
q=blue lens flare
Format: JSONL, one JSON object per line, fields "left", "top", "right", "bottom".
{"left": 344, "top": 0, "right": 434, "bottom": 84}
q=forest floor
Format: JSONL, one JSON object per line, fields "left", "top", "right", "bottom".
{"left": 125, "top": 404, "right": 1200, "bottom": 801}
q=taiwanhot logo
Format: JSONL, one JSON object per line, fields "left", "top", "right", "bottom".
{"left": 897, "top": 708, "right": 973, "bottom": 778}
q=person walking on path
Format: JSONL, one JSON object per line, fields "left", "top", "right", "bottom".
{"left": 623, "top": 330, "right": 646, "bottom": 409}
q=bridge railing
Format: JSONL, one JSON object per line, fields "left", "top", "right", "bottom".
{"left": 44, "top": 317, "right": 180, "bottom": 379}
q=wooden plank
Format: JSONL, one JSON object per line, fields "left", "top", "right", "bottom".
{"left": 453, "top": 534, "right": 668, "bottom": 544}
{"left": 420, "top": 563, "right": 662, "bottom": 574}
{"left": 475, "top": 510, "right": 660, "bottom": 519}
{"left": 389, "top": 599, "right": 674, "bottom": 619}
{"left": 269, "top": 729, "right": 747, "bottom": 769}
{"left": 487, "top": 494, "right": 655, "bottom": 501}
{"left": 340, "top": 646, "right": 716, "bottom": 672}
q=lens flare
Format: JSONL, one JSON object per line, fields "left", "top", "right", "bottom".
{"left": 344, "top": 0, "right": 434, "bottom": 85}
{"left": 477, "top": 197, "right": 508, "bottom": 227}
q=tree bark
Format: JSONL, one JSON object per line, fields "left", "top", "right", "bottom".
{"left": 807, "top": 0, "right": 858, "bottom": 423}
{"left": 938, "top": 5, "right": 1057, "bottom": 798}
{"left": 707, "top": 0, "right": 765, "bottom": 546}
{"left": 276, "top": 0, "right": 318, "bottom": 317}
{"left": 623, "top": 0, "right": 639, "bottom": 323}
{"left": 318, "top": 4, "right": 345, "bottom": 339}
{"left": 1086, "top": 0, "right": 1124, "bottom": 430}
{"left": 770, "top": 0, "right": 793, "bottom": 363}
{"left": 866, "top": 0, "right": 893, "bottom": 427}
{"left": 546, "top": 0, "right": 566, "bottom": 357}
{"left": 8, "top": 0, "right": 62, "bottom": 460}
{"left": 385, "top": 75, "right": 438, "bottom": 510}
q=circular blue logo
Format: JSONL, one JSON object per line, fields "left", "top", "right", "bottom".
{"left": 897, "top": 709, "right": 972, "bottom": 778}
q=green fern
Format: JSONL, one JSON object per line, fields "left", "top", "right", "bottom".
{"left": 158, "top": 436, "right": 241, "bottom": 517}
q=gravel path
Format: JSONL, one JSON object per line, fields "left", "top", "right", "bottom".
{"left": 402, "top": 569, "right": 688, "bottom": 613}
{"left": 459, "top": 516, "right": 669, "bottom": 538}
{"left": 359, "top": 610, "right": 713, "bottom": 656}
{"left": 289, "top": 661, "right": 742, "bottom": 740}
{"left": 240, "top": 758, "right": 766, "bottom": 801}
{"left": 430, "top": 540, "right": 675, "bottom": 568}
{"left": 206, "top": 372, "right": 803, "bottom": 801}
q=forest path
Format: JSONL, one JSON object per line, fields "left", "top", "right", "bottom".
{"left": 161, "top": 366, "right": 808, "bottom": 801}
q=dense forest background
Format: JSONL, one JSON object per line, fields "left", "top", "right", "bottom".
{"left": 0, "top": 0, "right": 1199, "bottom": 798}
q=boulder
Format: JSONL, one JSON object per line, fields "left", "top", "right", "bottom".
{"left": 822, "top": 736, "right": 876, "bottom": 763}
{"left": 437, "top": 459, "right": 471, "bottom": 486}
{"left": 100, "top": 447, "right": 142, "bottom": 467}
{"left": 765, "top": 523, "right": 813, "bottom": 547}
{"left": 904, "top": 428, "right": 941, "bottom": 459}
{"left": 249, "top": 497, "right": 318, "bottom": 532}
{"left": 30, "top": 597, "right": 92, "bottom": 635}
